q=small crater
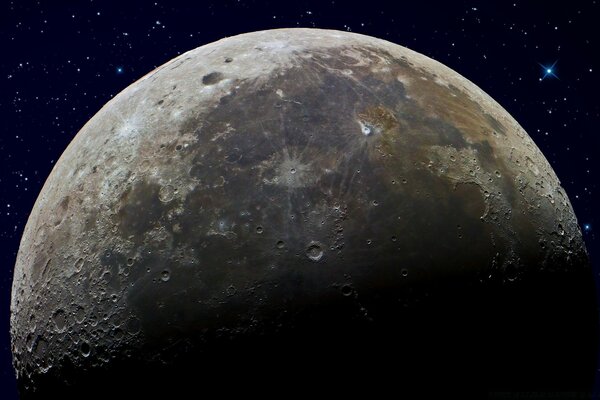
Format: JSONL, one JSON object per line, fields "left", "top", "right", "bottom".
{"left": 101, "top": 270, "right": 113, "bottom": 284}
{"left": 341, "top": 284, "right": 353, "bottom": 297}
{"left": 306, "top": 242, "right": 324, "bottom": 262}
{"left": 26, "top": 333, "right": 34, "bottom": 352}
{"left": 495, "top": 170, "right": 501, "bottom": 178}
{"left": 256, "top": 226, "right": 264, "bottom": 234}
{"left": 401, "top": 268, "right": 408, "bottom": 277}
{"left": 175, "top": 144, "right": 183, "bottom": 151}
{"left": 74, "top": 258, "right": 85, "bottom": 273}
{"left": 52, "top": 309, "right": 67, "bottom": 332}
{"left": 75, "top": 305, "right": 86, "bottom": 324}
{"left": 276, "top": 240, "right": 285, "bottom": 249}
{"left": 202, "top": 71, "right": 224, "bottom": 85}
{"left": 126, "top": 317, "right": 141, "bottom": 334}
{"left": 226, "top": 285, "right": 237, "bottom": 296}
{"left": 33, "top": 337, "right": 48, "bottom": 357}
{"left": 80, "top": 342, "right": 91, "bottom": 357}
{"left": 225, "top": 148, "right": 242, "bottom": 163}
{"left": 224, "top": 57, "right": 233, "bottom": 63}
{"left": 53, "top": 196, "right": 70, "bottom": 226}
{"left": 161, "top": 269, "right": 171, "bottom": 282}
{"left": 127, "top": 258, "right": 135, "bottom": 266}
{"left": 113, "top": 328, "right": 124, "bottom": 340}
{"left": 159, "top": 185, "right": 175, "bottom": 202}
{"left": 505, "top": 263, "right": 518, "bottom": 282}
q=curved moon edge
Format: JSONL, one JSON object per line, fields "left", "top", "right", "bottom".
{"left": 10, "top": 28, "right": 595, "bottom": 396}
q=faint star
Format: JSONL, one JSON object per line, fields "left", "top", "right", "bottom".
{"left": 116, "top": 66, "right": 124, "bottom": 74}
{"left": 539, "top": 61, "right": 558, "bottom": 80}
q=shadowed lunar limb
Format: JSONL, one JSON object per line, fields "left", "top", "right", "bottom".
{"left": 10, "top": 28, "right": 596, "bottom": 398}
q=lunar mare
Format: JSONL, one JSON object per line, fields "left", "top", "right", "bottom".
{"left": 11, "top": 28, "right": 593, "bottom": 397}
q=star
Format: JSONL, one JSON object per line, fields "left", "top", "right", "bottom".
{"left": 539, "top": 61, "right": 558, "bottom": 80}
{"left": 583, "top": 223, "right": 592, "bottom": 232}
{"left": 116, "top": 66, "right": 124, "bottom": 74}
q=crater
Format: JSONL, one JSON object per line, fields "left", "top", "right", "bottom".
{"left": 80, "top": 342, "right": 91, "bottom": 357}
{"left": 202, "top": 72, "right": 224, "bottom": 85}
{"left": 306, "top": 242, "right": 324, "bottom": 262}
{"left": 341, "top": 284, "right": 353, "bottom": 296}
{"left": 159, "top": 185, "right": 176, "bottom": 203}
{"left": 52, "top": 309, "right": 67, "bottom": 332}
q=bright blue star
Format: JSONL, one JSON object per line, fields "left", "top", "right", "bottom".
{"left": 116, "top": 66, "right": 124, "bottom": 74}
{"left": 583, "top": 223, "right": 592, "bottom": 232}
{"left": 539, "top": 61, "right": 558, "bottom": 80}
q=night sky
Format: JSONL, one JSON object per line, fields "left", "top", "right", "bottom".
{"left": 1, "top": 1, "right": 598, "bottom": 397}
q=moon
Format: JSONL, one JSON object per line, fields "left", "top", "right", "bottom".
{"left": 10, "top": 29, "right": 596, "bottom": 397}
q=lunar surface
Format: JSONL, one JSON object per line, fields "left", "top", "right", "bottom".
{"left": 11, "top": 28, "right": 596, "bottom": 397}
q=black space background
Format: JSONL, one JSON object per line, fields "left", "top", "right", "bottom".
{"left": 0, "top": 1, "right": 598, "bottom": 397}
